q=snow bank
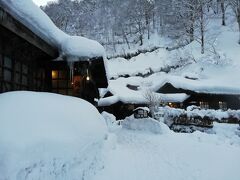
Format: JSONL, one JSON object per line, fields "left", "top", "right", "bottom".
{"left": 212, "top": 122, "right": 240, "bottom": 142}
{"left": 101, "top": 111, "right": 120, "bottom": 132}
{"left": 160, "top": 106, "right": 240, "bottom": 121}
{"left": 94, "top": 120, "right": 240, "bottom": 180}
{"left": 122, "top": 116, "right": 170, "bottom": 134}
{"left": 0, "top": 0, "right": 105, "bottom": 60}
{"left": 0, "top": 91, "right": 107, "bottom": 179}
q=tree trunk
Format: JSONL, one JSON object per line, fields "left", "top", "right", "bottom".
{"left": 140, "top": 34, "right": 143, "bottom": 46}
{"left": 221, "top": 0, "right": 226, "bottom": 26}
{"left": 200, "top": 5, "right": 205, "bottom": 54}
{"left": 112, "top": 30, "right": 116, "bottom": 52}
{"left": 238, "top": 21, "right": 240, "bottom": 44}
{"left": 189, "top": 10, "right": 195, "bottom": 42}
{"left": 152, "top": 10, "right": 155, "bottom": 30}
{"left": 238, "top": 10, "right": 240, "bottom": 44}
{"left": 122, "top": 28, "right": 130, "bottom": 49}
{"left": 138, "top": 22, "right": 143, "bottom": 46}
{"left": 148, "top": 23, "right": 150, "bottom": 40}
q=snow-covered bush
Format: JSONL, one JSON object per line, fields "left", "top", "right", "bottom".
{"left": 0, "top": 91, "right": 107, "bottom": 179}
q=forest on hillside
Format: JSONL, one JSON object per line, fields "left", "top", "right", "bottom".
{"left": 43, "top": 0, "right": 240, "bottom": 54}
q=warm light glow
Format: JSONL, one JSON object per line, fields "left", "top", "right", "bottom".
{"left": 52, "top": 70, "right": 57, "bottom": 79}
{"left": 168, "top": 102, "right": 172, "bottom": 106}
{"left": 86, "top": 76, "right": 90, "bottom": 81}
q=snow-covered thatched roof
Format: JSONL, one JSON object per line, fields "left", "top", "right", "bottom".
{"left": 98, "top": 67, "right": 240, "bottom": 106}
{"left": 98, "top": 76, "right": 190, "bottom": 106}
{"left": 0, "top": 0, "right": 105, "bottom": 61}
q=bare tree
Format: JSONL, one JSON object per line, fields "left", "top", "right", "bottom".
{"left": 143, "top": 89, "right": 162, "bottom": 117}
{"left": 229, "top": 0, "right": 240, "bottom": 44}
{"left": 193, "top": 0, "right": 213, "bottom": 54}
{"left": 43, "top": 0, "right": 240, "bottom": 52}
{"left": 175, "top": 0, "right": 197, "bottom": 42}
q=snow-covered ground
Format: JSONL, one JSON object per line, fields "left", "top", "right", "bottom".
{"left": 94, "top": 117, "right": 240, "bottom": 180}
{"left": 1, "top": 93, "right": 239, "bottom": 180}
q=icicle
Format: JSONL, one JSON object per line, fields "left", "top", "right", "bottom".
{"left": 86, "top": 68, "right": 90, "bottom": 81}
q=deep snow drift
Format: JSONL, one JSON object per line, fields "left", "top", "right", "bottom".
{"left": 0, "top": 93, "right": 240, "bottom": 180}
{"left": 0, "top": 91, "right": 107, "bottom": 179}
{"left": 95, "top": 116, "right": 240, "bottom": 180}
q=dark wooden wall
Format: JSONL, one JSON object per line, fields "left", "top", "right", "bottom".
{"left": 0, "top": 25, "right": 54, "bottom": 93}
{"left": 184, "top": 93, "right": 240, "bottom": 110}
{"left": 157, "top": 83, "right": 194, "bottom": 94}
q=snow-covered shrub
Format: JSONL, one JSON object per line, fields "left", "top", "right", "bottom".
{"left": 0, "top": 91, "right": 107, "bottom": 179}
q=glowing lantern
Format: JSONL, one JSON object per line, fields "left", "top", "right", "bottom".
{"left": 52, "top": 70, "right": 57, "bottom": 79}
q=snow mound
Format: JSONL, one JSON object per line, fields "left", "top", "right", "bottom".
{"left": 212, "top": 122, "right": 240, "bottom": 141}
{"left": 122, "top": 117, "right": 170, "bottom": 134}
{"left": 101, "top": 111, "right": 120, "bottom": 132}
{"left": 0, "top": 91, "right": 107, "bottom": 179}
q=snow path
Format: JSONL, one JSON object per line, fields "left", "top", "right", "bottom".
{"left": 94, "top": 127, "right": 240, "bottom": 180}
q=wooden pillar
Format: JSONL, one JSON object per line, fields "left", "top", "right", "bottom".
{"left": 28, "top": 61, "right": 34, "bottom": 91}
{"left": 44, "top": 61, "right": 52, "bottom": 92}
{"left": 11, "top": 58, "right": 15, "bottom": 91}
{"left": 0, "top": 36, "right": 3, "bottom": 92}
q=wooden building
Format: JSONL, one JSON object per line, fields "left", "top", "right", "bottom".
{"left": 50, "top": 59, "right": 107, "bottom": 105}
{"left": 157, "top": 82, "right": 240, "bottom": 110}
{"left": 0, "top": 6, "right": 108, "bottom": 104}
{"left": 99, "top": 80, "right": 240, "bottom": 119}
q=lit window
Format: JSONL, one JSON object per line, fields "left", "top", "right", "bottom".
{"left": 199, "top": 101, "right": 209, "bottom": 109}
{"left": 52, "top": 70, "right": 58, "bottom": 79}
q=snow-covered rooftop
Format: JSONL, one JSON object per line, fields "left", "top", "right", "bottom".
{"left": 99, "top": 65, "right": 240, "bottom": 106}
{"left": 0, "top": 0, "right": 105, "bottom": 61}
{"left": 133, "top": 107, "right": 150, "bottom": 112}
{"left": 98, "top": 76, "right": 190, "bottom": 106}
